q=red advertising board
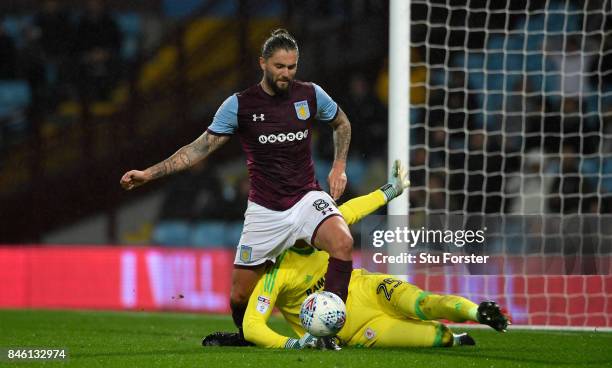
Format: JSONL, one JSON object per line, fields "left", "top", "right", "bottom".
{"left": 0, "top": 246, "right": 232, "bottom": 312}
{"left": 0, "top": 246, "right": 610, "bottom": 327}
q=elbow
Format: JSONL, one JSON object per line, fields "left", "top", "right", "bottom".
{"left": 338, "top": 121, "right": 351, "bottom": 134}
{"left": 242, "top": 320, "right": 259, "bottom": 346}
{"left": 331, "top": 108, "right": 351, "bottom": 130}
{"left": 335, "top": 117, "right": 351, "bottom": 131}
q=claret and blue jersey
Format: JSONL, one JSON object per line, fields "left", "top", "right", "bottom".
{"left": 206, "top": 81, "right": 339, "bottom": 211}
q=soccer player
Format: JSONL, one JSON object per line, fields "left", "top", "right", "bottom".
{"left": 242, "top": 252, "right": 508, "bottom": 349}
{"left": 204, "top": 161, "right": 510, "bottom": 349}
{"left": 120, "top": 29, "right": 354, "bottom": 340}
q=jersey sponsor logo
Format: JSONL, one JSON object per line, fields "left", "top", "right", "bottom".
{"left": 239, "top": 245, "right": 252, "bottom": 263}
{"left": 258, "top": 129, "right": 308, "bottom": 144}
{"left": 305, "top": 276, "right": 325, "bottom": 296}
{"left": 256, "top": 295, "right": 271, "bottom": 314}
{"left": 252, "top": 113, "right": 265, "bottom": 122}
{"left": 294, "top": 100, "right": 310, "bottom": 120}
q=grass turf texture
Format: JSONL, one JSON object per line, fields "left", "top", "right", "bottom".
{"left": 0, "top": 309, "right": 610, "bottom": 367}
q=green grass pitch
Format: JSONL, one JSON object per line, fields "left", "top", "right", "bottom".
{"left": 0, "top": 309, "right": 610, "bottom": 367}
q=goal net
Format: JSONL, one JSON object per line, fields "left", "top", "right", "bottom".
{"left": 404, "top": 0, "right": 612, "bottom": 328}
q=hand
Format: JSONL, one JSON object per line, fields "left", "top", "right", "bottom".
{"left": 328, "top": 161, "right": 347, "bottom": 200}
{"left": 390, "top": 159, "right": 411, "bottom": 196}
{"left": 285, "top": 333, "right": 318, "bottom": 349}
{"left": 379, "top": 159, "right": 411, "bottom": 202}
{"left": 120, "top": 170, "right": 150, "bottom": 190}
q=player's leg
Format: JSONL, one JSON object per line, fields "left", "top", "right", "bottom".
{"left": 377, "top": 319, "right": 476, "bottom": 347}
{"left": 230, "top": 264, "right": 270, "bottom": 331}
{"left": 226, "top": 200, "right": 294, "bottom": 339}
{"left": 354, "top": 318, "right": 458, "bottom": 348}
{"left": 373, "top": 276, "right": 510, "bottom": 331}
{"left": 417, "top": 294, "right": 510, "bottom": 331}
{"left": 313, "top": 216, "right": 353, "bottom": 302}
{"left": 373, "top": 275, "right": 478, "bottom": 322}
{"left": 412, "top": 292, "right": 479, "bottom": 323}
{"left": 298, "top": 159, "right": 411, "bottom": 302}
{"left": 376, "top": 276, "right": 478, "bottom": 322}
{"left": 203, "top": 263, "right": 268, "bottom": 347}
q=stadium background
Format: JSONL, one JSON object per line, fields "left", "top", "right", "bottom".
{"left": 0, "top": 0, "right": 610, "bottom": 330}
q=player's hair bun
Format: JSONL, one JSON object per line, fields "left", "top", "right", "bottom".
{"left": 262, "top": 28, "right": 299, "bottom": 58}
{"left": 271, "top": 28, "right": 291, "bottom": 37}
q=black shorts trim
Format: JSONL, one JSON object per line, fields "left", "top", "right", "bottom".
{"left": 310, "top": 213, "right": 343, "bottom": 246}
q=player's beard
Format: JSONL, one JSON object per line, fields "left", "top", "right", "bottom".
{"left": 266, "top": 74, "right": 291, "bottom": 97}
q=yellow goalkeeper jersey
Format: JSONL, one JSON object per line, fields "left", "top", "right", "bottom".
{"left": 242, "top": 189, "right": 389, "bottom": 348}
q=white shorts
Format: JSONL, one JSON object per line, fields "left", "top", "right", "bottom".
{"left": 234, "top": 190, "right": 342, "bottom": 266}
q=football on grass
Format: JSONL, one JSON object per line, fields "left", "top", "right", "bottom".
{"left": 299, "top": 291, "right": 347, "bottom": 337}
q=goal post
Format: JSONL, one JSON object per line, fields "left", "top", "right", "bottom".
{"left": 387, "top": 0, "right": 412, "bottom": 276}
{"left": 382, "top": 0, "right": 612, "bottom": 328}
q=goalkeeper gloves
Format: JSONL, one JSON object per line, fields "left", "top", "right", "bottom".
{"left": 379, "top": 159, "right": 411, "bottom": 202}
{"left": 284, "top": 333, "right": 318, "bottom": 349}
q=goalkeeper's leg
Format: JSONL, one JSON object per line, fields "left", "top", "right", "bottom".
{"left": 353, "top": 317, "right": 473, "bottom": 348}
{"left": 374, "top": 276, "right": 509, "bottom": 331}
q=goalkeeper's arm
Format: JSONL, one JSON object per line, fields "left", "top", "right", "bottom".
{"left": 242, "top": 272, "right": 314, "bottom": 349}
{"left": 339, "top": 159, "right": 410, "bottom": 225}
{"left": 242, "top": 273, "right": 320, "bottom": 349}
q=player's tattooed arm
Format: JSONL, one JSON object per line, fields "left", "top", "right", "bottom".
{"left": 121, "top": 131, "right": 229, "bottom": 190}
{"left": 330, "top": 107, "right": 351, "bottom": 163}
{"left": 147, "top": 132, "right": 229, "bottom": 180}
{"left": 327, "top": 107, "right": 351, "bottom": 199}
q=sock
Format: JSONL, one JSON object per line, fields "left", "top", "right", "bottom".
{"left": 452, "top": 332, "right": 475, "bottom": 346}
{"left": 453, "top": 333, "right": 462, "bottom": 346}
{"left": 323, "top": 257, "right": 353, "bottom": 302}
{"left": 337, "top": 190, "right": 387, "bottom": 226}
{"left": 230, "top": 302, "right": 247, "bottom": 333}
{"left": 417, "top": 294, "right": 479, "bottom": 323}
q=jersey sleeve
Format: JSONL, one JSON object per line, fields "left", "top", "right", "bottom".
{"left": 313, "top": 83, "right": 339, "bottom": 122}
{"left": 338, "top": 189, "right": 387, "bottom": 226}
{"left": 207, "top": 94, "right": 238, "bottom": 135}
{"left": 242, "top": 268, "right": 292, "bottom": 348}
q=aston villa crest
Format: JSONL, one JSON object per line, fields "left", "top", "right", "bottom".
{"left": 294, "top": 100, "right": 310, "bottom": 120}
{"left": 240, "top": 245, "right": 252, "bottom": 263}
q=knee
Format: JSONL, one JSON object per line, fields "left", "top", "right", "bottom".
{"left": 230, "top": 287, "right": 252, "bottom": 306}
{"left": 329, "top": 233, "right": 353, "bottom": 258}
{"left": 417, "top": 293, "right": 440, "bottom": 319}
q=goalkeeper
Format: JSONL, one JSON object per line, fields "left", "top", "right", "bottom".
{"left": 204, "top": 160, "right": 510, "bottom": 349}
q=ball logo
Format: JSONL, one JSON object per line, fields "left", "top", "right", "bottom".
{"left": 258, "top": 129, "right": 308, "bottom": 144}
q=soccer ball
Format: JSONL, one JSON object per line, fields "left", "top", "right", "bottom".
{"left": 299, "top": 291, "right": 346, "bottom": 337}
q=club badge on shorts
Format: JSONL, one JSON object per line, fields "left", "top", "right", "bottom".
{"left": 294, "top": 100, "right": 310, "bottom": 120}
{"left": 239, "top": 245, "right": 252, "bottom": 263}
